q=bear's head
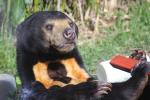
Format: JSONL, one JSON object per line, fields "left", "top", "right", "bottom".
{"left": 16, "top": 11, "right": 78, "bottom": 53}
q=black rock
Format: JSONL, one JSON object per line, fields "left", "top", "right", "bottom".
{"left": 0, "top": 74, "right": 16, "bottom": 100}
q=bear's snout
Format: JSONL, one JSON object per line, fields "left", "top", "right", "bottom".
{"left": 63, "top": 28, "right": 76, "bottom": 41}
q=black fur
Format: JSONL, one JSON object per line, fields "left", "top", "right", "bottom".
{"left": 16, "top": 11, "right": 150, "bottom": 100}
{"left": 139, "top": 85, "right": 150, "bottom": 100}
{"left": 48, "top": 62, "right": 71, "bottom": 83}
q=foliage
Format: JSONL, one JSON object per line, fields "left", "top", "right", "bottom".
{"left": 0, "top": 0, "right": 104, "bottom": 36}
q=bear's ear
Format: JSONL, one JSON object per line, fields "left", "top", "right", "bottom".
{"left": 74, "top": 23, "right": 79, "bottom": 37}
{"left": 16, "top": 16, "right": 36, "bottom": 53}
{"left": 15, "top": 14, "right": 34, "bottom": 38}
{"left": 15, "top": 23, "right": 26, "bottom": 46}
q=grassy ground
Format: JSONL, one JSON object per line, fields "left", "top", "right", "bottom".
{"left": 0, "top": 38, "right": 16, "bottom": 74}
{"left": 0, "top": 1, "right": 150, "bottom": 76}
{"left": 79, "top": 1, "right": 150, "bottom": 73}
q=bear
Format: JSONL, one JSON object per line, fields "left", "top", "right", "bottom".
{"left": 16, "top": 11, "right": 150, "bottom": 100}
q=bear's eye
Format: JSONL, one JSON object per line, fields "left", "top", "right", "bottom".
{"left": 69, "top": 22, "right": 74, "bottom": 27}
{"left": 45, "top": 24, "right": 53, "bottom": 31}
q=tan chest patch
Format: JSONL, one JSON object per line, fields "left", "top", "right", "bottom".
{"left": 33, "top": 58, "right": 90, "bottom": 89}
{"left": 33, "top": 62, "right": 66, "bottom": 89}
{"left": 61, "top": 58, "right": 90, "bottom": 84}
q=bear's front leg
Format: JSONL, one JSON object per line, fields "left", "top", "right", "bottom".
{"left": 30, "top": 80, "right": 112, "bottom": 100}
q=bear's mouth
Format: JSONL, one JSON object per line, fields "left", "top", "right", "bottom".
{"left": 53, "top": 42, "right": 75, "bottom": 52}
{"left": 54, "top": 42, "right": 75, "bottom": 48}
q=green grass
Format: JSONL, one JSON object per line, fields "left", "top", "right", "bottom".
{"left": 0, "top": 1, "right": 150, "bottom": 75}
{"left": 0, "top": 38, "right": 16, "bottom": 74}
{"left": 79, "top": 1, "right": 150, "bottom": 73}
{"left": 79, "top": 31, "right": 150, "bottom": 74}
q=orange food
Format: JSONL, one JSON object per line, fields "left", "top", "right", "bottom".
{"left": 110, "top": 55, "right": 139, "bottom": 72}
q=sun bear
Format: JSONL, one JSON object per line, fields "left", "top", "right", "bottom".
{"left": 16, "top": 11, "right": 150, "bottom": 100}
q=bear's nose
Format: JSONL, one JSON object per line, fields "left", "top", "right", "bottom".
{"left": 63, "top": 28, "right": 76, "bottom": 41}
